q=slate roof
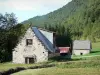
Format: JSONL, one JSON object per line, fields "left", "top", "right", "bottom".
{"left": 73, "top": 40, "right": 91, "bottom": 50}
{"left": 32, "top": 27, "right": 55, "bottom": 52}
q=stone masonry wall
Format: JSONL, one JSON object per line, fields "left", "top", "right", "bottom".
{"left": 13, "top": 28, "right": 48, "bottom": 64}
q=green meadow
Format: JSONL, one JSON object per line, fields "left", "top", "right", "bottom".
{"left": 12, "top": 56, "right": 100, "bottom": 75}
{"left": 12, "top": 68, "right": 100, "bottom": 75}
{"left": 0, "top": 41, "right": 100, "bottom": 75}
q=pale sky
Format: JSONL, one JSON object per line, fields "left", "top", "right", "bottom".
{"left": 0, "top": 0, "right": 72, "bottom": 23}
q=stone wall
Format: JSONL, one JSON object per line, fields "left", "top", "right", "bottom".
{"left": 13, "top": 28, "right": 48, "bottom": 64}
{"left": 73, "top": 50, "right": 90, "bottom": 55}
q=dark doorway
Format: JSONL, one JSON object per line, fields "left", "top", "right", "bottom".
{"left": 25, "top": 57, "right": 35, "bottom": 64}
{"left": 29, "top": 58, "right": 35, "bottom": 64}
{"left": 25, "top": 57, "right": 28, "bottom": 64}
{"left": 80, "top": 53, "right": 83, "bottom": 55}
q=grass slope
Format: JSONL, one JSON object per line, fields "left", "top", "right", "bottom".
{"left": 12, "top": 56, "right": 100, "bottom": 75}
{"left": 12, "top": 41, "right": 100, "bottom": 75}
{"left": 0, "top": 41, "right": 100, "bottom": 75}
{"left": 88, "top": 40, "right": 100, "bottom": 55}
{"left": 11, "top": 68, "right": 100, "bottom": 75}
{"left": 0, "top": 63, "right": 45, "bottom": 72}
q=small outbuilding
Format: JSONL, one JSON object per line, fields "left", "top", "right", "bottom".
{"left": 73, "top": 40, "right": 92, "bottom": 55}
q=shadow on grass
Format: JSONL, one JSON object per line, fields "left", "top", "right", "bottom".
{"left": 0, "top": 64, "right": 55, "bottom": 75}
{"left": 95, "top": 41, "right": 100, "bottom": 43}
{"left": 49, "top": 56, "right": 83, "bottom": 62}
{"left": 91, "top": 51, "right": 100, "bottom": 53}
{"left": 0, "top": 67, "right": 26, "bottom": 75}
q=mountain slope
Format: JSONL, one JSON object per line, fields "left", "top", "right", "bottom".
{"left": 22, "top": 0, "right": 100, "bottom": 40}
{"left": 22, "top": 0, "right": 83, "bottom": 26}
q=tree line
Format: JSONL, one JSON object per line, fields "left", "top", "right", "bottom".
{"left": 0, "top": 13, "right": 29, "bottom": 62}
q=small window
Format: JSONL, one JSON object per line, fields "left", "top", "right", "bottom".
{"left": 26, "top": 39, "right": 33, "bottom": 45}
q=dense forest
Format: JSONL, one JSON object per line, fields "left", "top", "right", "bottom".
{"left": 23, "top": 0, "right": 100, "bottom": 42}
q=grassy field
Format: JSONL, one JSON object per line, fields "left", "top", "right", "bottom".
{"left": 11, "top": 41, "right": 100, "bottom": 75}
{"left": 0, "top": 62, "right": 46, "bottom": 72}
{"left": 91, "top": 41, "right": 100, "bottom": 55}
{"left": 92, "top": 39, "right": 100, "bottom": 54}
{"left": 0, "top": 41, "right": 100, "bottom": 75}
{"left": 92, "top": 39, "right": 100, "bottom": 48}
{"left": 11, "top": 68, "right": 100, "bottom": 75}
{"left": 12, "top": 56, "right": 100, "bottom": 75}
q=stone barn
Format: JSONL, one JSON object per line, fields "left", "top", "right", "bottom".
{"left": 73, "top": 40, "right": 92, "bottom": 55}
{"left": 13, "top": 27, "right": 55, "bottom": 64}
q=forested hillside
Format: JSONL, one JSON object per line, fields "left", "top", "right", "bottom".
{"left": 22, "top": 0, "right": 100, "bottom": 41}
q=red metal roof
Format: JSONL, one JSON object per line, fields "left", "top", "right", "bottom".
{"left": 58, "top": 47, "right": 70, "bottom": 53}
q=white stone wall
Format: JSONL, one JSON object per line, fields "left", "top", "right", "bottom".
{"left": 73, "top": 50, "right": 90, "bottom": 55}
{"left": 13, "top": 28, "right": 48, "bottom": 64}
